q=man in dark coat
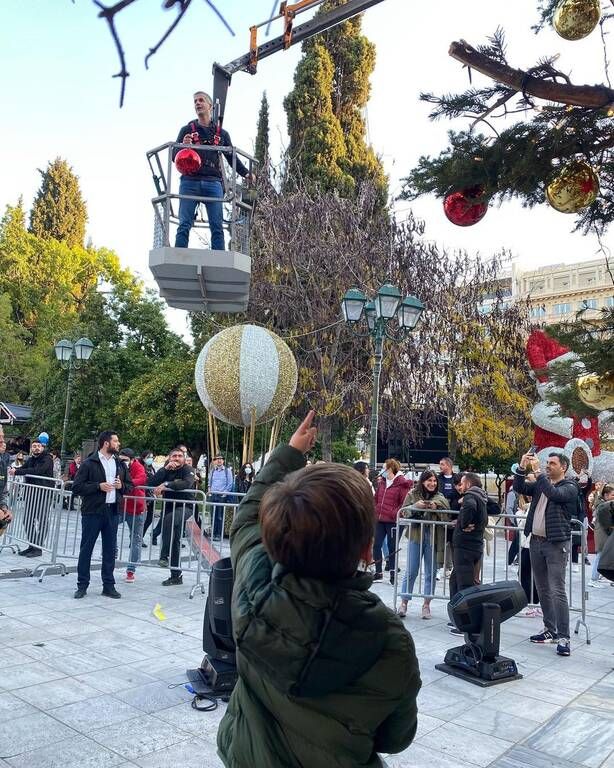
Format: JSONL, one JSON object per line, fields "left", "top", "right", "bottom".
{"left": 449, "top": 472, "right": 488, "bottom": 602}
{"left": 151, "top": 447, "right": 196, "bottom": 586}
{"left": 11, "top": 436, "right": 55, "bottom": 557}
{"left": 217, "top": 412, "right": 421, "bottom": 768}
{"left": 513, "top": 451, "right": 578, "bottom": 656}
{"left": 72, "top": 430, "right": 131, "bottom": 599}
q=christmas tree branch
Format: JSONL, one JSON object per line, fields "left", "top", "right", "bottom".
{"left": 449, "top": 40, "right": 614, "bottom": 108}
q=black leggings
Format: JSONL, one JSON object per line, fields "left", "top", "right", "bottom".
{"left": 373, "top": 522, "right": 397, "bottom": 574}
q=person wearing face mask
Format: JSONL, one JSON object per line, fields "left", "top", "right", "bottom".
{"left": 10, "top": 437, "right": 55, "bottom": 557}
{"left": 118, "top": 449, "right": 147, "bottom": 583}
{"left": 140, "top": 451, "right": 157, "bottom": 544}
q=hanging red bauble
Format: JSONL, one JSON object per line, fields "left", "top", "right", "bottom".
{"left": 443, "top": 186, "right": 488, "bottom": 226}
{"left": 175, "top": 148, "right": 201, "bottom": 175}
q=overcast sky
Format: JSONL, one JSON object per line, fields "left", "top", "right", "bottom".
{"left": 1, "top": 0, "right": 609, "bottom": 338}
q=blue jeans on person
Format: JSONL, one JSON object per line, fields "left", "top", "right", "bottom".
{"left": 120, "top": 513, "right": 144, "bottom": 574}
{"left": 77, "top": 504, "right": 119, "bottom": 590}
{"left": 210, "top": 493, "right": 227, "bottom": 540}
{"left": 591, "top": 551, "right": 601, "bottom": 581}
{"left": 175, "top": 177, "right": 224, "bottom": 249}
{"left": 400, "top": 527, "right": 435, "bottom": 600}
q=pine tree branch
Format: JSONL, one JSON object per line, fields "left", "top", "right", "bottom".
{"left": 449, "top": 40, "right": 614, "bottom": 108}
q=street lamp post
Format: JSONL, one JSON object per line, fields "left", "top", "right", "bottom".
{"left": 54, "top": 337, "right": 95, "bottom": 463}
{"left": 341, "top": 285, "right": 424, "bottom": 471}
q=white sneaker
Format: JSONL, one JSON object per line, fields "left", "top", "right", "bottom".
{"left": 572, "top": 564, "right": 580, "bottom": 573}
{"left": 589, "top": 579, "right": 606, "bottom": 589}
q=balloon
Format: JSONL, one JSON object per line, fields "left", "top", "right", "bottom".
{"left": 175, "top": 148, "right": 201, "bottom": 175}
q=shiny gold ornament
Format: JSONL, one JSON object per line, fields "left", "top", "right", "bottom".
{"left": 553, "top": 0, "right": 601, "bottom": 41}
{"left": 545, "top": 160, "right": 599, "bottom": 213}
{"left": 577, "top": 372, "right": 614, "bottom": 411}
{"left": 194, "top": 324, "right": 298, "bottom": 427}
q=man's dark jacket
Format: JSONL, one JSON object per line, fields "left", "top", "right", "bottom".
{"left": 217, "top": 445, "right": 421, "bottom": 768}
{"left": 174, "top": 122, "right": 249, "bottom": 180}
{"left": 13, "top": 452, "right": 55, "bottom": 487}
{"left": 453, "top": 486, "right": 488, "bottom": 552}
{"left": 150, "top": 464, "right": 196, "bottom": 502}
{"left": 513, "top": 469, "right": 577, "bottom": 542}
{"left": 72, "top": 453, "right": 132, "bottom": 515}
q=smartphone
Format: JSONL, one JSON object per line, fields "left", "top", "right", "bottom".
{"left": 527, "top": 445, "right": 537, "bottom": 456}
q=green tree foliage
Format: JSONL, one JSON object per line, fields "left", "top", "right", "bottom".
{"left": 29, "top": 158, "right": 87, "bottom": 247}
{"left": 254, "top": 91, "right": 270, "bottom": 173}
{"left": 284, "top": 0, "right": 387, "bottom": 202}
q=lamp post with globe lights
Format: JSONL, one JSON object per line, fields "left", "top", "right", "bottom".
{"left": 54, "top": 338, "right": 95, "bottom": 463}
{"left": 341, "top": 285, "right": 424, "bottom": 471}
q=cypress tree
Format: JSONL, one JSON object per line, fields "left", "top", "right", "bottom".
{"left": 254, "top": 91, "right": 271, "bottom": 173}
{"left": 284, "top": 0, "right": 387, "bottom": 202}
{"left": 29, "top": 158, "right": 87, "bottom": 248}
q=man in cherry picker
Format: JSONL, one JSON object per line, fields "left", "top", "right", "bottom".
{"left": 174, "top": 91, "right": 253, "bottom": 250}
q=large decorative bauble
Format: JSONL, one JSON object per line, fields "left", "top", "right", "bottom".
{"left": 545, "top": 160, "right": 599, "bottom": 213}
{"left": 195, "top": 324, "right": 298, "bottom": 427}
{"left": 553, "top": 0, "right": 601, "bottom": 41}
{"left": 443, "top": 186, "right": 488, "bottom": 227}
{"left": 175, "top": 148, "right": 201, "bottom": 175}
{"left": 577, "top": 372, "right": 614, "bottom": 411}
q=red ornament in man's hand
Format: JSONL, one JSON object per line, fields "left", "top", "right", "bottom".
{"left": 175, "top": 148, "right": 201, "bottom": 175}
{"left": 443, "top": 186, "right": 488, "bottom": 226}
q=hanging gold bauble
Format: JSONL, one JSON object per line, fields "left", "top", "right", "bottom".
{"left": 577, "top": 372, "right": 614, "bottom": 411}
{"left": 553, "top": 0, "right": 601, "bottom": 41}
{"left": 545, "top": 160, "right": 599, "bottom": 214}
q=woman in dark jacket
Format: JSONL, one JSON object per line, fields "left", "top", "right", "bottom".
{"left": 233, "top": 462, "right": 254, "bottom": 497}
{"left": 217, "top": 412, "right": 421, "bottom": 768}
{"left": 373, "top": 459, "right": 411, "bottom": 584}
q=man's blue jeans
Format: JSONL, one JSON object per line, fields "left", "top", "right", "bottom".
{"left": 175, "top": 177, "right": 224, "bottom": 250}
{"left": 400, "top": 527, "right": 435, "bottom": 600}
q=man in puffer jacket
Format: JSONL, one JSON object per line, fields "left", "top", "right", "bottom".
{"left": 449, "top": 472, "right": 488, "bottom": 601}
{"left": 217, "top": 412, "right": 421, "bottom": 768}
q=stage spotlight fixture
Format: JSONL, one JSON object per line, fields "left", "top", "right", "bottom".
{"left": 435, "top": 580, "right": 528, "bottom": 687}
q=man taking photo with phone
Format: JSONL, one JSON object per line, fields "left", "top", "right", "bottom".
{"left": 513, "top": 449, "right": 578, "bottom": 656}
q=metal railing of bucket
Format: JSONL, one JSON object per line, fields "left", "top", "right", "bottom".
{"left": 0, "top": 475, "right": 68, "bottom": 581}
{"left": 394, "top": 506, "right": 591, "bottom": 644}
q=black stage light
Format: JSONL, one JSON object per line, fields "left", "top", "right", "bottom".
{"left": 186, "top": 557, "right": 238, "bottom": 700}
{"left": 435, "top": 580, "right": 528, "bottom": 687}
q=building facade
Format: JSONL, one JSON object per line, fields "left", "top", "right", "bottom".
{"left": 512, "top": 258, "right": 614, "bottom": 324}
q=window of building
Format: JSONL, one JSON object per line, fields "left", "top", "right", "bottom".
{"left": 553, "top": 276, "right": 571, "bottom": 291}
{"left": 578, "top": 298, "right": 598, "bottom": 310}
{"left": 606, "top": 296, "right": 614, "bottom": 308}
{"left": 530, "top": 306, "right": 546, "bottom": 318}
{"left": 553, "top": 303, "right": 571, "bottom": 315}
{"left": 578, "top": 271, "right": 597, "bottom": 287}
{"left": 528, "top": 281, "right": 545, "bottom": 293}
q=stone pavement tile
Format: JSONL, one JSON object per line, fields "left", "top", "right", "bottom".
{"left": 75, "top": 665, "right": 161, "bottom": 694}
{"left": 4, "top": 733, "right": 124, "bottom": 768}
{"left": 16, "top": 637, "right": 83, "bottom": 662}
{"left": 524, "top": 667, "right": 598, "bottom": 694}
{"left": 0, "top": 662, "right": 66, "bottom": 691}
{"left": 0, "top": 692, "right": 39, "bottom": 722}
{"left": 425, "top": 674, "right": 503, "bottom": 704}
{"left": 89, "top": 714, "right": 191, "bottom": 761}
{"left": 50, "top": 694, "right": 143, "bottom": 732}
{"left": 386, "top": 742, "right": 470, "bottom": 768}
{"left": 43, "top": 650, "right": 120, "bottom": 676}
{"left": 416, "top": 722, "right": 513, "bottom": 767}
{"left": 502, "top": 676, "right": 583, "bottom": 707}
{"left": 14, "top": 676, "right": 101, "bottom": 710}
{"left": 0, "top": 711, "right": 76, "bottom": 758}
{"left": 131, "top": 737, "right": 223, "bottom": 767}
{"left": 467, "top": 688, "right": 562, "bottom": 724}
{"left": 130, "top": 653, "right": 199, "bottom": 682}
{"left": 525, "top": 707, "right": 614, "bottom": 767}
{"left": 1, "top": 647, "right": 39, "bottom": 669}
{"left": 489, "top": 745, "right": 590, "bottom": 768}
{"left": 113, "top": 680, "right": 193, "bottom": 714}
{"left": 154, "top": 701, "right": 227, "bottom": 744}
{"left": 600, "top": 750, "right": 614, "bottom": 768}
{"left": 572, "top": 672, "right": 614, "bottom": 715}
{"left": 415, "top": 714, "right": 446, "bottom": 740}
{"left": 452, "top": 704, "right": 540, "bottom": 742}
{"left": 415, "top": 685, "right": 470, "bottom": 722}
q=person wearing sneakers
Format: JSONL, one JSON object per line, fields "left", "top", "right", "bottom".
{"left": 151, "top": 447, "right": 196, "bottom": 586}
{"left": 591, "top": 484, "right": 614, "bottom": 588}
{"left": 397, "top": 470, "right": 449, "bottom": 620}
{"left": 118, "top": 448, "right": 147, "bottom": 583}
{"left": 513, "top": 451, "right": 578, "bottom": 656}
{"left": 373, "top": 459, "right": 411, "bottom": 584}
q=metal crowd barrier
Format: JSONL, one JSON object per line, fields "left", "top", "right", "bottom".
{"left": 0, "top": 474, "right": 68, "bottom": 581}
{"left": 393, "top": 507, "right": 591, "bottom": 644}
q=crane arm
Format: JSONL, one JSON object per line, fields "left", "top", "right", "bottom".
{"left": 212, "top": 0, "right": 386, "bottom": 127}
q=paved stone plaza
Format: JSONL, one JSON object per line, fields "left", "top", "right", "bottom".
{"left": 0, "top": 550, "right": 613, "bottom": 768}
